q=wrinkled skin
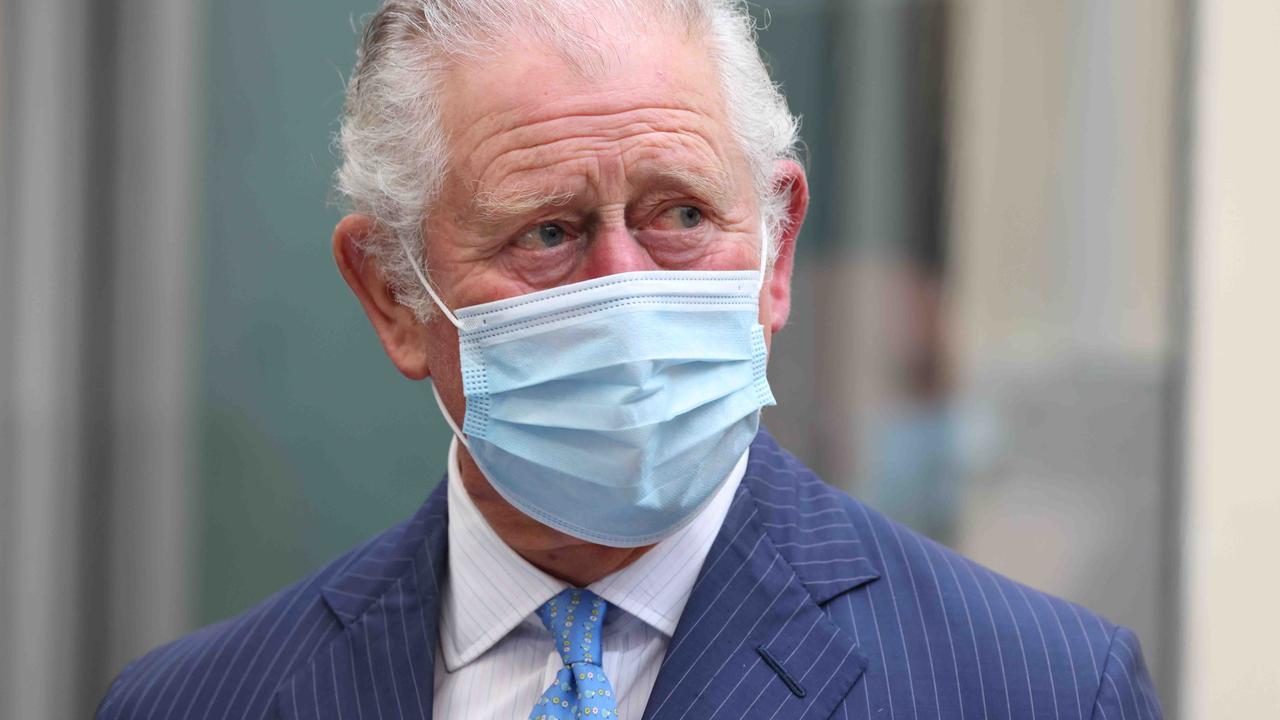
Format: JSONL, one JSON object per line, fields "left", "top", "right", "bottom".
{"left": 334, "top": 28, "right": 808, "bottom": 586}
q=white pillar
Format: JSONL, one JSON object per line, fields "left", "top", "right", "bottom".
{"left": 1182, "top": 2, "right": 1280, "bottom": 715}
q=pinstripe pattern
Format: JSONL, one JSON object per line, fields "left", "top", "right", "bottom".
{"left": 98, "top": 430, "right": 1161, "bottom": 719}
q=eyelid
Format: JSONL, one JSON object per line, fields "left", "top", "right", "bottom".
{"left": 647, "top": 202, "right": 707, "bottom": 230}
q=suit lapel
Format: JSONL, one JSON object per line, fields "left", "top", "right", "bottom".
{"left": 642, "top": 431, "right": 880, "bottom": 720}
{"left": 275, "top": 431, "right": 876, "bottom": 720}
{"left": 276, "top": 480, "right": 449, "bottom": 720}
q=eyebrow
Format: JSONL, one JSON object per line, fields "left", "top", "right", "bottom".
{"left": 470, "top": 186, "right": 577, "bottom": 227}
{"left": 651, "top": 166, "right": 735, "bottom": 209}
{"left": 466, "top": 165, "right": 737, "bottom": 227}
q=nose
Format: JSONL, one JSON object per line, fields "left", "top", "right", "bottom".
{"left": 581, "top": 223, "right": 657, "bottom": 279}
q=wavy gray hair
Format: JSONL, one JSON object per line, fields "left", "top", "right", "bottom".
{"left": 335, "top": 0, "right": 800, "bottom": 320}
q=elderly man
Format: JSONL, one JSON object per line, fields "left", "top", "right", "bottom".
{"left": 99, "top": 1, "right": 1161, "bottom": 718}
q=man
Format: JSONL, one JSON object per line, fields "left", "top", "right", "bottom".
{"left": 99, "top": 1, "right": 1161, "bottom": 718}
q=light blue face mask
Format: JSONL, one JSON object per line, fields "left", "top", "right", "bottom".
{"left": 400, "top": 229, "right": 776, "bottom": 547}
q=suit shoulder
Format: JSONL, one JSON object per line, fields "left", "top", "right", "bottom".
{"left": 829, "top": 484, "right": 1154, "bottom": 714}
{"left": 865, "top": 502, "right": 1167, "bottom": 712}
{"left": 751, "top": 436, "right": 1122, "bottom": 643}
{"left": 96, "top": 524, "right": 407, "bottom": 720}
{"left": 838, "top": 486, "right": 1120, "bottom": 643}
{"left": 748, "top": 433, "right": 1151, "bottom": 714}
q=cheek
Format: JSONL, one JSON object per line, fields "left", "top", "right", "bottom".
{"left": 691, "top": 235, "right": 765, "bottom": 272}
{"left": 425, "top": 318, "right": 466, "bottom": 399}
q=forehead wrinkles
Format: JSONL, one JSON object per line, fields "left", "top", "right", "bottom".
{"left": 459, "top": 106, "right": 737, "bottom": 194}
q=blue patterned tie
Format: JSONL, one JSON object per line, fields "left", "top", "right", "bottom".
{"left": 529, "top": 589, "right": 620, "bottom": 720}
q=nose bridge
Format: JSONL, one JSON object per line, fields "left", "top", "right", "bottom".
{"left": 584, "top": 221, "right": 655, "bottom": 278}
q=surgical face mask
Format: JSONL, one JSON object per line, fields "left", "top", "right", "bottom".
{"left": 400, "top": 228, "right": 776, "bottom": 547}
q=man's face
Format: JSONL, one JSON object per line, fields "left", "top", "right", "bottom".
{"left": 333, "top": 24, "right": 805, "bottom": 549}
{"left": 412, "top": 30, "right": 798, "bottom": 420}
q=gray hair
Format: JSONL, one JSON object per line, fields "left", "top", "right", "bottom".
{"left": 335, "top": 0, "right": 800, "bottom": 320}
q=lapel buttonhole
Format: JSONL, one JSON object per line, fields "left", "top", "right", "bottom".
{"left": 756, "top": 645, "right": 806, "bottom": 699}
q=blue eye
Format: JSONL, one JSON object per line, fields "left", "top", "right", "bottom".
{"left": 676, "top": 206, "right": 702, "bottom": 228}
{"left": 654, "top": 205, "right": 704, "bottom": 231}
{"left": 517, "top": 222, "right": 570, "bottom": 250}
{"left": 537, "top": 223, "right": 565, "bottom": 247}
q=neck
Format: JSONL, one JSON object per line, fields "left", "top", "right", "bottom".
{"left": 456, "top": 444, "right": 653, "bottom": 586}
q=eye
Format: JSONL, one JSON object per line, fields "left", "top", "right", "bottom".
{"left": 654, "top": 205, "right": 704, "bottom": 231}
{"left": 515, "top": 222, "right": 571, "bottom": 251}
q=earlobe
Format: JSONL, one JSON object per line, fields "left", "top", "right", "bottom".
{"left": 332, "top": 214, "right": 434, "bottom": 380}
{"left": 766, "top": 160, "right": 809, "bottom": 334}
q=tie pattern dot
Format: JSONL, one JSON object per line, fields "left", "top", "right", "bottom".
{"left": 528, "top": 589, "right": 620, "bottom": 720}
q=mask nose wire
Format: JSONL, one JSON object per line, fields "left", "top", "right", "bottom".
{"left": 397, "top": 234, "right": 465, "bottom": 330}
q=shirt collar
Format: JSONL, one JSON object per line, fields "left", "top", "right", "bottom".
{"left": 439, "top": 438, "right": 746, "bottom": 672}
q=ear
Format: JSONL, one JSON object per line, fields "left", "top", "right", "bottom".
{"left": 763, "top": 159, "right": 809, "bottom": 335}
{"left": 332, "top": 214, "right": 433, "bottom": 380}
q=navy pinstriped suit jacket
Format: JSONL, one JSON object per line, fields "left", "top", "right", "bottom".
{"left": 98, "top": 430, "right": 1162, "bottom": 719}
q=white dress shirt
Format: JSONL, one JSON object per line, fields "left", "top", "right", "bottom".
{"left": 432, "top": 438, "right": 746, "bottom": 720}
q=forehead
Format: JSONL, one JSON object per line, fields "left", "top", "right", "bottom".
{"left": 435, "top": 27, "right": 745, "bottom": 197}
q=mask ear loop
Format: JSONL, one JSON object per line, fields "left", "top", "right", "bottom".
{"left": 397, "top": 234, "right": 464, "bottom": 330}
{"left": 397, "top": 235, "right": 471, "bottom": 445}
{"left": 430, "top": 378, "right": 470, "bottom": 449}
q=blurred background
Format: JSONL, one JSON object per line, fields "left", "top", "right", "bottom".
{"left": 2, "top": 0, "right": 1277, "bottom": 718}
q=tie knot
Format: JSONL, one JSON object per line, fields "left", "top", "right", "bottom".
{"left": 537, "top": 588, "right": 607, "bottom": 667}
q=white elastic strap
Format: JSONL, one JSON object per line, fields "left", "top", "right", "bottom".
{"left": 430, "top": 378, "right": 470, "bottom": 449}
{"left": 397, "top": 234, "right": 464, "bottom": 329}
